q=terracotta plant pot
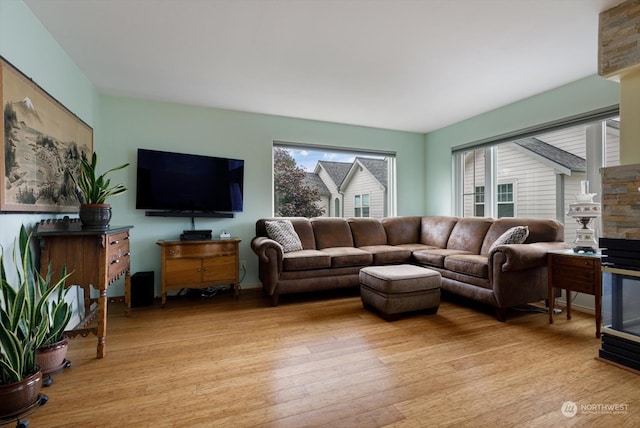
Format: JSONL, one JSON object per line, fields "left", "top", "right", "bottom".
{"left": 36, "top": 339, "right": 68, "bottom": 376}
{"left": 79, "top": 203, "right": 112, "bottom": 230}
{"left": 0, "top": 369, "right": 43, "bottom": 416}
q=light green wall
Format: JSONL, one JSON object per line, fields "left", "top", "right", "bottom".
{"left": 99, "top": 96, "right": 425, "bottom": 293}
{"left": 424, "top": 75, "right": 620, "bottom": 215}
{"left": 0, "top": 0, "right": 98, "bottom": 252}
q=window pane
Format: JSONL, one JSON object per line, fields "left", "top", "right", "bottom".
{"left": 455, "top": 114, "right": 620, "bottom": 244}
{"left": 463, "top": 150, "right": 485, "bottom": 217}
{"left": 475, "top": 186, "right": 485, "bottom": 203}
{"left": 605, "top": 118, "right": 620, "bottom": 167}
{"left": 497, "top": 183, "right": 513, "bottom": 202}
{"left": 498, "top": 204, "right": 514, "bottom": 218}
{"left": 273, "top": 145, "right": 394, "bottom": 218}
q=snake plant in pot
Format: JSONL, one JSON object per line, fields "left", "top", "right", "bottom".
{"left": 0, "top": 225, "right": 71, "bottom": 414}
{"left": 35, "top": 265, "right": 73, "bottom": 386}
{"left": 71, "top": 152, "right": 129, "bottom": 230}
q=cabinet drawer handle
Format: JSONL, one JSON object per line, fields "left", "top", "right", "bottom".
{"left": 111, "top": 240, "right": 119, "bottom": 245}
{"left": 110, "top": 259, "right": 120, "bottom": 265}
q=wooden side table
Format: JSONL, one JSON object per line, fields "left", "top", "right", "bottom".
{"left": 547, "top": 249, "right": 602, "bottom": 338}
{"left": 34, "top": 220, "right": 133, "bottom": 358}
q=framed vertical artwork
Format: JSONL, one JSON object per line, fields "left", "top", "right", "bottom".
{"left": 1, "top": 56, "right": 93, "bottom": 213}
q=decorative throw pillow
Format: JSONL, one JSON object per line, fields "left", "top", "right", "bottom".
{"left": 489, "top": 226, "right": 529, "bottom": 252}
{"left": 265, "top": 220, "right": 303, "bottom": 253}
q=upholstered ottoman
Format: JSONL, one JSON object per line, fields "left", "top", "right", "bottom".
{"left": 359, "top": 264, "right": 441, "bottom": 320}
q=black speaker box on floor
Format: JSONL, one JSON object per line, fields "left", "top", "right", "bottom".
{"left": 131, "top": 271, "right": 154, "bottom": 307}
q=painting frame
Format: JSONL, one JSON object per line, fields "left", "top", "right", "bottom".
{"left": 1, "top": 56, "right": 93, "bottom": 213}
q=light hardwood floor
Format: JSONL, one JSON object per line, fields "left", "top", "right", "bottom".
{"left": 26, "top": 288, "right": 640, "bottom": 427}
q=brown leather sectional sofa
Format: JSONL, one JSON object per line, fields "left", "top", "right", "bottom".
{"left": 251, "top": 216, "right": 567, "bottom": 320}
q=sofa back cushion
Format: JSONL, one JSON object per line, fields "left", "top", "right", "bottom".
{"left": 382, "top": 216, "right": 422, "bottom": 245}
{"left": 447, "top": 217, "right": 493, "bottom": 253}
{"left": 256, "top": 217, "right": 316, "bottom": 250}
{"left": 311, "top": 217, "right": 354, "bottom": 249}
{"left": 481, "top": 217, "right": 564, "bottom": 255}
{"left": 420, "top": 216, "right": 459, "bottom": 248}
{"left": 348, "top": 218, "right": 387, "bottom": 247}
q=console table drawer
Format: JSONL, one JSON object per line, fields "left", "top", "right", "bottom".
{"left": 552, "top": 255, "right": 596, "bottom": 269}
{"left": 164, "top": 242, "right": 235, "bottom": 258}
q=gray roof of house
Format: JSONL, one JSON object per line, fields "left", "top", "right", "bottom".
{"left": 356, "top": 157, "right": 387, "bottom": 187}
{"left": 514, "top": 137, "right": 585, "bottom": 172}
{"left": 317, "top": 161, "right": 352, "bottom": 187}
{"left": 303, "top": 172, "right": 331, "bottom": 196}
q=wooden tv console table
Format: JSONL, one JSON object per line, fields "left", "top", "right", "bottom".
{"left": 157, "top": 238, "right": 241, "bottom": 306}
{"left": 34, "top": 221, "right": 133, "bottom": 359}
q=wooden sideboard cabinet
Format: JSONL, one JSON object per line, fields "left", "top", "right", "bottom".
{"left": 157, "top": 239, "right": 241, "bottom": 306}
{"left": 34, "top": 223, "right": 133, "bottom": 359}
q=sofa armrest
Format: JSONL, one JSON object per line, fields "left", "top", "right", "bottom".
{"left": 491, "top": 242, "right": 570, "bottom": 272}
{"left": 251, "top": 237, "right": 285, "bottom": 298}
{"left": 251, "top": 236, "right": 284, "bottom": 266}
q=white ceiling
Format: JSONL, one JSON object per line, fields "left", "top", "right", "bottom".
{"left": 24, "top": 0, "right": 623, "bottom": 133}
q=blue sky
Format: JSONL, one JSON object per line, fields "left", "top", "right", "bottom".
{"left": 284, "top": 147, "right": 382, "bottom": 172}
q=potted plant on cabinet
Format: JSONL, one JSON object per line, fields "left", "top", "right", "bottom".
{"left": 0, "top": 226, "right": 70, "bottom": 416}
{"left": 71, "top": 152, "right": 129, "bottom": 230}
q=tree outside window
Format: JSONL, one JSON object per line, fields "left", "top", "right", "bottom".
{"left": 273, "top": 147, "right": 324, "bottom": 217}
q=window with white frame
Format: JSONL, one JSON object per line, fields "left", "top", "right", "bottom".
{"left": 273, "top": 142, "right": 396, "bottom": 218}
{"left": 497, "top": 183, "right": 514, "bottom": 217}
{"left": 474, "top": 186, "right": 485, "bottom": 216}
{"left": 452, "top": 108, "right": 620, "bottom": 244}
{"left": 473, "top": 184, "right": 513, "bottom": 218}
{"left": 354, "top": 193, "right": 370, "bottom": 217}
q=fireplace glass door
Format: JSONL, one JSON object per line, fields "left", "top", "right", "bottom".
{"left": 602, "top": 267, "right": 640, "bottom": 340}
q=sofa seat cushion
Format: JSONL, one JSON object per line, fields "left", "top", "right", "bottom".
{"left": 441, "top": 270, "right": 492, "bottom": 290}
{"left": 412, "top": 249, "right": 473, "bottom": 268}
{"left": 320, "top": 247, "right": 373, "bottom": 267}
{"left": 283, "top": 250, "right": 331, "bottom": 271}
{"left": 358, "top": 245, "right": 412, "bottom": 264}
{"left": 395, "top": 243, "right": 438, "bottom": 252}
{"left": 444, "top": 254, "right": 489, "bottom": 279}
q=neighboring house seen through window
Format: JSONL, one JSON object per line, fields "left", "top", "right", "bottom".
{"left": 273, "top": 143, "right": 396, "bottom": 218}
{"left": 452, "top": 110, "right": 620, "bottom": 244}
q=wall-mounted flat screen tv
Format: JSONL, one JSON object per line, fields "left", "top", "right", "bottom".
{"left": 136, "top": 148, "right": 244, "bottom": 213}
